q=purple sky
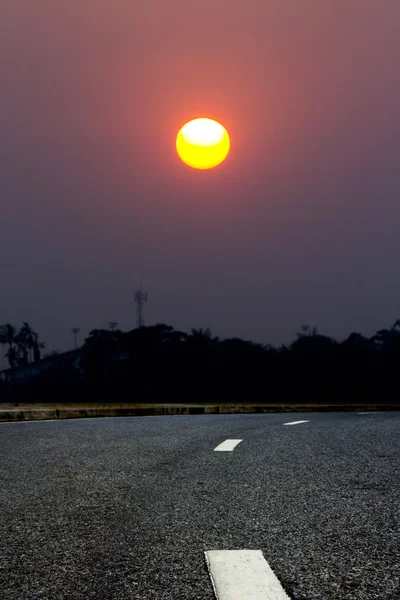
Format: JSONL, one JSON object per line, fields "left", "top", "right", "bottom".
{"left": 1, "top": 1, "right": 400, "bottom": 354}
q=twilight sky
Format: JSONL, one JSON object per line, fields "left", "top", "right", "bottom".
{"left": 1, "top": 0, "right": 400, "bottom": 354}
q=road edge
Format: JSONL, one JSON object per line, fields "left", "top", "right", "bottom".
{"left": 0, "top": 403, "right": 399, "bottom": 422}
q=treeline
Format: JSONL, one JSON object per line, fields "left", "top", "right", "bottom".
{"left": 2, "top": 321, "right": 400, "bottom": 404}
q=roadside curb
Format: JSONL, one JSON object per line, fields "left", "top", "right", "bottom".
{"left": 0, "top": 404, "right": 399, "bottom": 422}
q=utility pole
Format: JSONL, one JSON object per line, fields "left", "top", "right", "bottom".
{"left": 71, "top": 327, "right": 80, "bottom": 349}
{"left": 109, "top": 322, "right": 118, "bottom": 331}
{"left": 134, "top": 285, "right": 148, "bottom": 328}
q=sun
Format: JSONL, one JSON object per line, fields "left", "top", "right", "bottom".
{"left": 176, "top": 118, "right": 230, "bottom": 170}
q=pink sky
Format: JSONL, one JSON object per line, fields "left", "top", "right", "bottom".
{"left": 1, "top": 1, "right": 400, "bottom": 351}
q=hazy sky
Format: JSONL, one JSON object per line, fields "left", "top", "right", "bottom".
{"left": 1, "top": 1, "right": 400, "bottom": 353}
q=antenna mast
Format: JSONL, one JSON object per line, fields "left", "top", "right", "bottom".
{"left": 134, "top": 283, "right": 148, "bottom": 328}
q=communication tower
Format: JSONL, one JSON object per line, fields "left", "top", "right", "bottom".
{"left": 134, "top": 286, "right": 148, "bottom": 328}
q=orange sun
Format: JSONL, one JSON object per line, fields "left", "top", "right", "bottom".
{"left": 176, "top": 118, "right": 230, "bottom": 170}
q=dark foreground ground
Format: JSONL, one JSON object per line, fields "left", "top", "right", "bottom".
{"left": 0, "top": 412, "right": 399, "bottom": 599}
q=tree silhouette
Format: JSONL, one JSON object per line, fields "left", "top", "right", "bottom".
{"left": 0, "top": 324, "right": 18, "bottom": 369}
{"left": 19, "top": 322, "right": 44, "bottom": 363}
{"left": 0, "top": 322, "right": 44, "bottom": 368}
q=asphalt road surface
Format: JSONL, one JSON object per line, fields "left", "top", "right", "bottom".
{"left": 0, "top": 412, "right": 399, "bottom": 600}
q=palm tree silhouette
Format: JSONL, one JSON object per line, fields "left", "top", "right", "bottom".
{"left": 18, "top": 322, "right": 44, "bottom": 363}
{"left": 0, "top": 323, "right": 17, "bottom": 369}
{"left": 0, "top": 322, "right": 44, "bottom": 368}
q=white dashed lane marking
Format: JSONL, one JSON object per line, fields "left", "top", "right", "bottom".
{"left": 213, "top": 439, "right": 243, "bottom": 452}
{"left": 283, "top": 420, "right": 310, "bottom": 426}
{"left": 205, "top": 549, "right": 291, "bottom": 600}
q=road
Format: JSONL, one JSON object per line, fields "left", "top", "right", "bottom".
{"left": 0, "top": 412, "right": 399, "bottom": 599}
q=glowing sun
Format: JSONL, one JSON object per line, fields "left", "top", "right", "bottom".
{"left": 176, "top": 118, "right": 230, "bottom": 170}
